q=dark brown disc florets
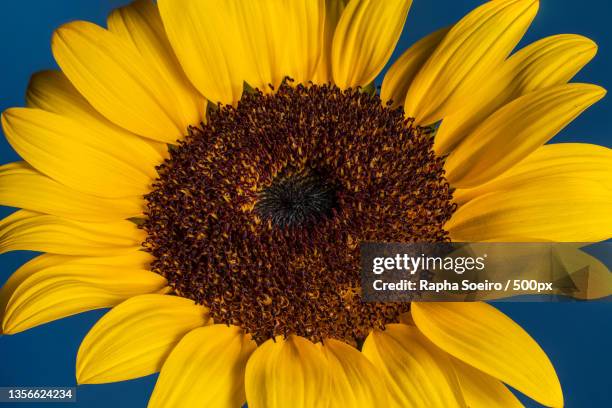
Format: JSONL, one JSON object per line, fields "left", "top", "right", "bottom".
{"left": 143, "top": 83, "right": 456, "bottom": 345}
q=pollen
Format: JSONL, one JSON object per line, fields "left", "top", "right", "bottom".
{"left": 143, "top": 83, "right": 456, "bottom": 345}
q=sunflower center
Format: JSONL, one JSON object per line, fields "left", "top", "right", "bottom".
{"left": 143, "top": 83, "right": 456, "bottom": 345}
{"left": 254, "top": 168, "right": 336, "bottom": 228}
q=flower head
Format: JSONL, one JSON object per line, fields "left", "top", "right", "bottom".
{"left": 1, "top": 0, "right": 610, "bottom": 407}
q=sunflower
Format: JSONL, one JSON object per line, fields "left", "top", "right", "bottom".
{"left": 1, "top": 0, "right": 610, "bottom": 406}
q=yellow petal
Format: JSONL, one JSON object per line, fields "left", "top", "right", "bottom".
{"left": 2, "top": 107, "right": 160, "bottom": 198}
{"left": 404, "top": 0, "right": 539, "bottom": 125}
{"left": 0, "top": 210, "right": 145, "bottom": 256}
{"left": 445, "top": 84, "right": 606, "bottom": 188}
{"left": 2, "top": 256, "right": 167, "bottom": 334}
{"left": 245, "top": 335, "right": 330, "bottom": 408}
{"left": 0, "top": 252, "right": 155, "bottom": 327}
{"left": 412, "top": 302, "right": 563, "bottom": 407}
{"left": 148, "top": 325, "right": 256, "bottom": 408}
{"left": 447, "top": 176, "right": 612, "bottom": 242}
{"left": 312, "top": 0, "right": 349, "bottom": 84}
{"left": 436, "top": 34, "right": 598, "bottom": 155}
{"left": 158, "top": 0, "right": 244, "bottom": 105}
{"left": 107, "top": 0, "right": 206, "bottom": 130}
{"left": 436, "top": 243, "right": 610, "bottom": 302}
{"left": 0, "top": 254, "right": 71, "bottom": 328}
{"left": 507, "top": 35, "right": 597, "bottom": 94}
{"left": 236, "top": 0, "right": 325, "bottom": 91}
{"left": 323, "top": 338, "right": 388, "bottom": 408}
{"left": 452, "top": 358, "right": 523, "bottom": 408}
{"left": 332, "top": 0, "right": 412, "bottom": 89}
{"left": 454, "top": 143, "right": 612, "bottom": 204}
{"left": 361, "top": 323, "right": 466, "bottom": 407}
{"left": 76, "top": 294, "right": 208, "bottom": 384}
{"left": 399, "top": 311, "right": 416, "bottom": 326}
{"left": 52, "top": 21, "right": 187, "bottom": 142}
{"left": 554, "top": 246, "right": 612, "bottom": 300}
{"left": 381, "top": 28, "right": 449, "bottom": 108}
{"left": 0, "top": 162, "right": 142, "bottom": 222}
{"left": 26, "top": 69, "right": 169, "bottom": 157}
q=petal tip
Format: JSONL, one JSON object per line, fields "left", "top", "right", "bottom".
{"left": 1, "top": 315, "right": 14, "bottom": 335}
{"left": 582, "top": 84, "right": 608, "bottom": 101}
{"left": 75, "top": 357, "right": 99, "bottom": 385}
{"left": 582, "top": 37, "right": 598, "bottom": 52}
{"left": 1, "top": 108, "right": 16, "bottom": 123}
{"left": 51, "top": 21, "right": 82, "bottom": 42}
